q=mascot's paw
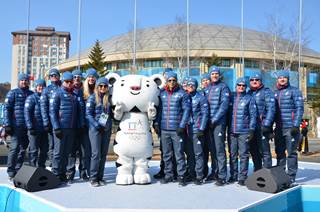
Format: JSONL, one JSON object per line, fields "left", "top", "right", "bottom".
{"left": 147, "top": 102, "right": 157, "bottom": 120}
{"left": 134, "top": 173, "right": 151, "bottom": 184}
{"left": 116, "top": 174, "right": 134, "bottom": 185}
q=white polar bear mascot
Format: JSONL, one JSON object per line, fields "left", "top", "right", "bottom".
{"left": 106, "top": 73, "right": 165, "bottom": 185}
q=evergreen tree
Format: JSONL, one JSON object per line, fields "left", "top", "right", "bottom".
{"left": 87, "top": 40, "right": 108, "bottom": 76}
{"left": 206, "top": 53, "right": 222, "bottom": 67}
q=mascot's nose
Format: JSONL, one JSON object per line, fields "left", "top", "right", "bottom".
{"left": 130, "top": 86, "right": 141, "bottom": 91}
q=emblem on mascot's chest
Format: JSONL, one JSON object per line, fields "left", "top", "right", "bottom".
{"left": 128, "top": 119, "right": 143, "bottom": 131}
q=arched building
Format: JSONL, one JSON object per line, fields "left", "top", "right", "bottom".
{"left": 56, "top": 23, "right": 320, "bottom": 135}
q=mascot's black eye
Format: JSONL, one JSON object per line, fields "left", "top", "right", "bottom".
{"left": 146, "top": 84, "right": 149, "bottom": 87}
{"left": 121, "top": 84, "right": 124, "bottom": 86}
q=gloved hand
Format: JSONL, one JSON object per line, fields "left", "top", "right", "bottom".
{"left": 5, "top": 126, "right": 12, "bottom": 136}
{"left": 261, "top": 126, "right": 271, "bottom": 136}
{"left": 176, "top": 128, "right": 185, "bottom": 137}
{"left": 209, "top": 121, "right": 216, "bottom": 130}
{"left": 153, "top": 124, "right": 160, "bottom": 135}
{"left": 197, "top": 130, "right": 204, "bottom": 139}
{"left": 29, "top": 128, "right": 37, "bottom": 136}
{"left": 43, "top": 126, "right": 50, "bottom": 132}
{"left": 247, "top": 130, "right": 255, "bottom": 141}
{"left": 97, "top": 125, "right": 105, "bottom": 134}
{"left": 54, "top": 129, "right": 63, "bottom": 140}
{"left": 291, "top": 127, "right": 300, "bottom": 136}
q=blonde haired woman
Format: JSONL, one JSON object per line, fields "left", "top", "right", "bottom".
{"left": 83, "top": 68, "right": 99, "bottom": 100}
{"left": 86, "top": 78, "right": 112, "bottom": 187}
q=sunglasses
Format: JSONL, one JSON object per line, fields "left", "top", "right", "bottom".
{"left": 50, "top": 74, "right": 58, "bottom": 77}
{"left": 99, "top": 85, "right": 108, "bottom": 88}
{"left": 237, "top": 84, "right": 246, "bottom": 87}
{"left": 168, "top": 79, "right": 176, "bottom": 83}
{"left": 64, "top": 80, "right": 73, "bottom": 84}
{"left": 73, "top": 75, "right": 81, "bottom": 79}
{"left": 250, "top": 78, "right": 260, "bottom": 82}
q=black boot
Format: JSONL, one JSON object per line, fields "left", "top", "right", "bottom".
{"left": 178, "top": 176, "right": 187, "bottom": 186}
{"left": 153, "top": 170, "right": 165, "bottom": 179}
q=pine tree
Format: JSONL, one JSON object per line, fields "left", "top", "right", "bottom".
{"left": 206, "top": 53, "right": 222, "bottom": 67}
{"left": 87, "top": 40, "right": 108, "bottom": 77}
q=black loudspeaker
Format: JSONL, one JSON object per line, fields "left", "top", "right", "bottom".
{"left": 13, "top": 165, "right": 59, "bottom": 192}
{"left": 245, "top": 166, "right": 291, "bottom": 193}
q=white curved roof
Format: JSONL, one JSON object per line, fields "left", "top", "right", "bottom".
{"left": 64, "top": 23, "right": 320, "bottom": 64}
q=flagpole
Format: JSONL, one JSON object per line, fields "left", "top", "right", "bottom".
{"left": 298, "top": 0, "right": 302, "bottom": 70}
{"left": 240, "top": 0, "right": 244, "bottom": 74}
{"left": 26, "top": 0, "right": 31, "bottom": 75}
{"left": 133, "top": 0, "right": 137, "bottom": 70}
{"left": 77, "top": 0, "right": 82, "bottom": 71}
{"left": 187, "top": 0, "right": 190, "bottom": 76}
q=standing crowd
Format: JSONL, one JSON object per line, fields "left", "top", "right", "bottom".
{"left": 154, "top": 67, "right": 303, "bottom": 187}
{"left": 4, "top": 68, "right": 112, "bottom": 187}
{"left": 3, "top": 66, "right": 304, "bottom": 187}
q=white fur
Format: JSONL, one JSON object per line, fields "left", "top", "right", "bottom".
{"left": 106, "top": 73, "right": 164, "bottom": 185}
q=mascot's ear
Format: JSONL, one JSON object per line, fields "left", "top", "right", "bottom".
{"left": 150, "top": 74, "right": 165, "bottom": 89}
{"left": 105, "top": 73, "right": 120, "bottom": 85}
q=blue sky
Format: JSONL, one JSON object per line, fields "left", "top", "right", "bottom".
{"left": 0, "top": 0, "right": 319, "bottom": 83}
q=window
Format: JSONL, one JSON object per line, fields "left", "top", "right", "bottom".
{"left": 307, "top": 72, "right": 319, "bottom": 87}
{"left": 244, "top": 60, "right": 259, "bottom": 69}
{"left": 190, "top": 60, "right": 200, "bottom": 67}
{"left": 118, "top": 62, "right": 130, "bottom": 69}
{"left": 51, "top": 37, "right": 57, "bottom": 45}
{"left": 221, "top": 59, "right": 231, "bottom": 67}
{"left": 105, "top": 63, "right": 112, "bottom": 70}
{"left": 143, "top": 60, "right": 163, "bottom": 68}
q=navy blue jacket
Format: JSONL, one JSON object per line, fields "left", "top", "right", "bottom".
{"left": 85, "top": 93, "right": 112, "bottom": 129}
{"left": 230, "top": 92, "right": 257, "bottom": 134}
{"left": 49, "top": 87, "right": 82, "bottom": 130}
{"left": 189, "top": 91, "right": 209, "bottom": 132}
{"left": 73, "top": 86, "right": 86, "bottom": 128}
{"left": 4, "top": 87, "right": 33, "bottom": 128}
{"left": 275, "top": 84, "right": 304, "bottom": 129}
{"left": 40, "top": 83, "right": 60, "bottom": 127}
{"left": 204, "top": 81, "right": 231, "bottom": 126}
{"left": 248, "top": 85, "right": 275, "bottom": 128}
{"left": 24, "top": 92, "right": 45, "bottom": 130}
{"left": 159, "top": 86, "right": 191, "bottom": 131}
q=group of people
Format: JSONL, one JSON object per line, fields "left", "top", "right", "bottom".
{"left": 153, "top": 67, "right": 304, "bottom": 187}
{"left": 3, "top": 65, "right": 304, "bottom": 188}
{"left": 4, "top": 68, "right": 112, "bottom": 187}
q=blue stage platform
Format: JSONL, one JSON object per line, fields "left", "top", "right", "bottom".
{"left": 0, "top": 160, "right": 320, "bottom": 211}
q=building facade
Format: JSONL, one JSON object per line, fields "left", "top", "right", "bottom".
{"left": 11, "top": 26, "right": 70, "bottom": 88}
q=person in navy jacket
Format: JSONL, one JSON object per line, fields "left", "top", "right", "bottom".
{"left": 204, "top": 66, "right": 231, "bottom": 186}
{"left": 66, "top": 69, "right": 90, "bottom": 182}
{"left": 199, "top": 73, "right": 214, "bottom": 179}
{"left": 86, "top": 78, "right": 112, "bottom": 187}
{"left": 49, "top": 72, "right": 83, "bottom": 183}
{"left": 274, "top": 70, "right": 304, "bottom": 184}
{"left": 153, "top": 68, "right": 178, "bottom": 180}
{"left": 158, "top": 72, "right": 191, "bottom": 186}
{"left": 248, "top": 73, "right": 275, "bottom": 170}
{"left": 4, "top": 73, "right": 33, "bottom": 180}
{"left": 229, "top": 77, "right": 257, "bottom": 186}
{"left": 186, "top": 78, "right": 209, "bottom": 184}
{"left": 40, "top": 68, "right": 61, "bottom": 166}
{"left": 24, "top": 79, "right": 48, "bottom": 168}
